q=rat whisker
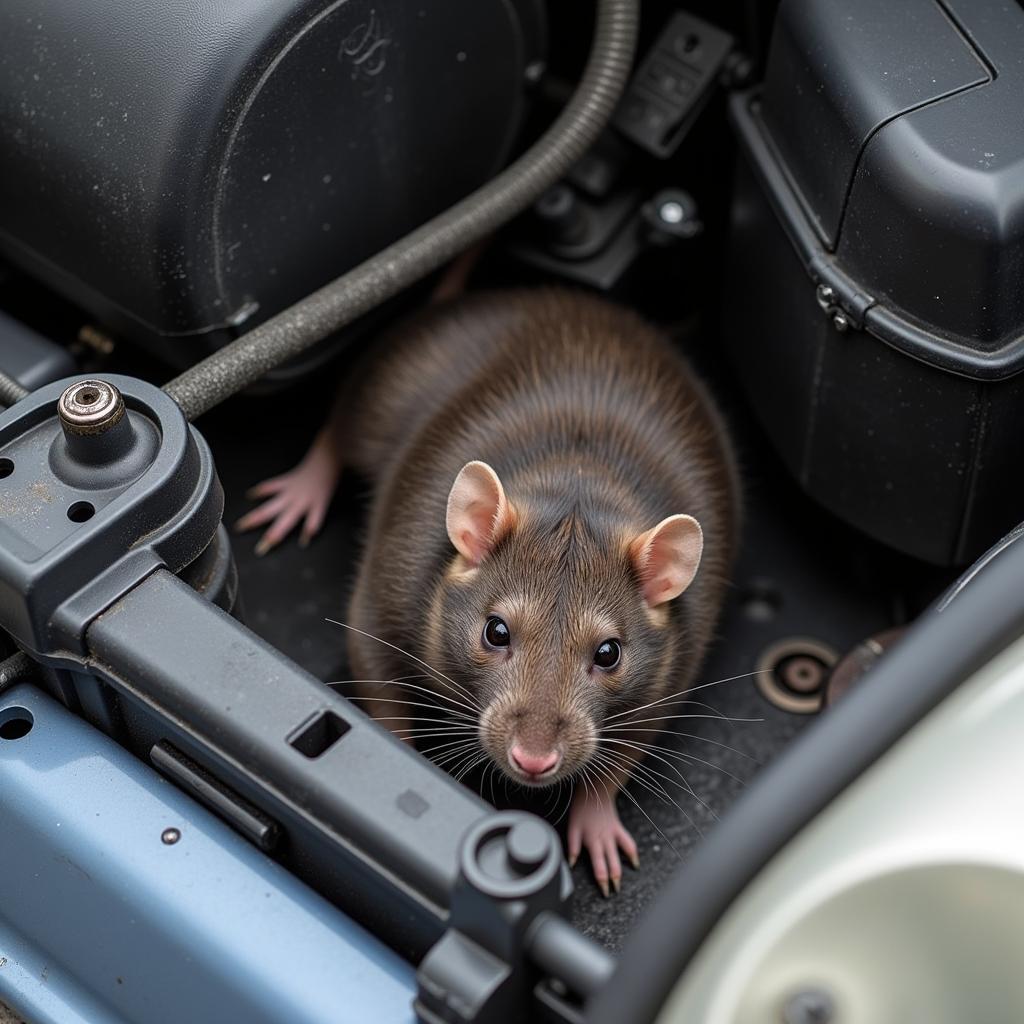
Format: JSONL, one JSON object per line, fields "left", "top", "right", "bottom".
{"left": 345, "top": 695, "right": 478, "bottom": 722}
{"left": 327, "top": 675, "right": 482, "bottom": 718}
{"left": 601, "top": 736, "right": 748, "bottom": 787}
{"left": 395, "top": 730, "right": 481, "bottom": 745}
{"left": 604, "top": 713, "right": 764, "bottom": 728}
{"left": 597, "top": 727, "right": 761, "bottom": 763}
{"left": 610, "top": 697, "right": 746, "bottom": 724}
{"left": 550, "top": 779, "right": 573, "bottom": 827}
{"left": 598, "top": 742, "right": 719, "bottom": 824}
{"left": 453, "top": 749, "right": 489, "bottom": 784}
{"left": 325, "top": 618, "right": 478, "bottom": 706}
{"left": 603, "top": 670, "right": 771, "bottom": 722}
{"left": 585, "top": 756, "right": 686, "bottom": 860}
{"left": 372, "top": 714, "right": 479, "bottom": 727}
{"left": 595, "top": 748, "right": 706, "bottom": 837}
{"left": 425, "top": 739, "right": 477, "bottom": 761}
{"left": 591, "top": 750, "right": 671, "bottom": 808}
{"left": 422, "top": 736, "right": 479, "bottom": 756}
{"left": 430, "top": 742, "right": 480, "bottom": 772}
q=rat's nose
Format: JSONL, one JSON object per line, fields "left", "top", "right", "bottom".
{"left": 510, "top": 745, "right": 560, "bottom": 777}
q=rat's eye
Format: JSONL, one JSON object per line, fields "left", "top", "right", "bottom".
{"left": 594, "top": 639, "right": 621, "bottom": 670}
{"left": 483, "top": 616, "right": 511, "bottom": 649}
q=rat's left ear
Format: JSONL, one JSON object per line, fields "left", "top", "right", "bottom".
{"left": 629, "top": 514, "right": 703, "bottom": 607}
{"left": 446, "top": 461, "right": 516, "bottom": 566}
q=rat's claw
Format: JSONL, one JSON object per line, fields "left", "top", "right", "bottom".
{"left": 568, "top": 787, "right": 638, "bottom": 897}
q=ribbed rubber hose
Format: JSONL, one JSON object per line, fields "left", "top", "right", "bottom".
{"left": 164, "top": 0, "right": 639, "bottom": 421}
{"left": 0, "top": 368, "right": 29, "bottom": 409}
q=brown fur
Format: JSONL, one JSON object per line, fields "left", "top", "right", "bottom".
{"left": 339, "top": 288, "right": 739, "bottom": 786}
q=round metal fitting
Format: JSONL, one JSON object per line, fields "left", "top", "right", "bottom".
{"left": 58, "top": 380, "right": 125, "bottom": 435}
{"left": 755, "top": 637, "right": 839, "bottom": 714}
{"left": 659, "top": 200, "right": 685, "bottom": 225}
{"left": 161, "top": 827, "right": 181, "bottom": 846}
{"left": 781, "top": 988, "right": 836, "bottom": 1024}
{"left": 832, "top": 311, "right": 851, "bottom": 333}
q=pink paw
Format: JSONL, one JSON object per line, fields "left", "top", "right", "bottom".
{"left": 567, "top": 789, "right": 639, "bottom": 897}
{"left": 235, "top": 442, "right": 339, "bottom": 555}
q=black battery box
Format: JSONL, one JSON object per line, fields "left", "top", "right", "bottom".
{"left": 726, "top": 0, "right": 1024, "bottom": 565}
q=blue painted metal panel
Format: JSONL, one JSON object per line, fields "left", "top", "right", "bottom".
{"left": 0, "top": 685, "right": 417, "bottom": 1024}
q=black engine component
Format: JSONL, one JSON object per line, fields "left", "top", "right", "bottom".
{"left": 0, "top": 0, "right": 543, "bottom": 364}
{"left": 725, "top": 0, "right": 1024, "bottom": 566}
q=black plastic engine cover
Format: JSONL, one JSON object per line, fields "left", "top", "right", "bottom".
{"left": 726, "top": 0, "right": 1024, "bottom": 566}
{"left": 0, "top": 0, "right": 542, "bottom": 362}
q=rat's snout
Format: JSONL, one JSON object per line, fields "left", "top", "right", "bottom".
{"left": 509, "top": 745, "right": 561, "bottom": 779}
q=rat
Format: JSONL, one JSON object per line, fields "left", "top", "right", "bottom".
{"left": 238, "top": 287, "right": 739, "bottom": 895}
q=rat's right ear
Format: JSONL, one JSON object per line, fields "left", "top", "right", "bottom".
{"left": 446, "top": 461, "right": 516, "bottom": 566}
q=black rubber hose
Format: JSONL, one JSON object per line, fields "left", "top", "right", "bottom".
{"left": 163, "top": 0, "right": 639, "bottom": 421}
{"left": 0, "top": 368, "right": 29, "bottom": 409}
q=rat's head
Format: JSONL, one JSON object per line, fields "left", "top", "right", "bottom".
{"left": 426, "top": 461, "right": 703, "bottom": 788}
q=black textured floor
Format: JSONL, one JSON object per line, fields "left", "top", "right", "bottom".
{"left": 198, "top": 319, "right": 913, "bottom": 953}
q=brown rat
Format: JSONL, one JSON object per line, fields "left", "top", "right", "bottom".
{"left": 239, "top": 287, "right": 739, "bottom": 894}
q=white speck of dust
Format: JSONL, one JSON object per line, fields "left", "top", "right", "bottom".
{"left": 456, "top": 51, "right": 466, "bottom": 63}
{"left": 262, "top": 173, "right": 271, "bottom": 182}
{"left": 322, "top": 173, "right": 332, "bottom": 184}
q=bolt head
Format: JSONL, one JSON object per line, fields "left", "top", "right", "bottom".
{"left": 832, "top": 311, "right": 850, "bottom": 332}
{"left": 659, "top": 200, "right": 685, "bottom": 225}
{"left": 58, "top": 379, "right": 124, "bottom": 435}
{"left": 161, "top": 827, "right": 181, "bottom": 846}
{"left": 815, "top": 284, "right": 836, "bottom": 311}
{"left": 782, "top": 989, "right": 835, "bottom": 1024}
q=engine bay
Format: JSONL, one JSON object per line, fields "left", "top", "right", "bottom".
{"left": 2, "top": 0, "right": 1021, "bottom": 1021}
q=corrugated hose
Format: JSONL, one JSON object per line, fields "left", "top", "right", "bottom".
{"left": 162, "top": 0, "right": 639, "bottom": 421}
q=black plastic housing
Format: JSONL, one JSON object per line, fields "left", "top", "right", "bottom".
{"left": 0, "top": 0, "right": 543, "bottom": 363}
{"left": 725, "top": 0, "right": 1024, "bottom": 565}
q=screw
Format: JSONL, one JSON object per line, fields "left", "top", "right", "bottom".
{"left": 815, "top": 284, "right": 836, "bottom": 310}
{"left": 782, "top": 989, "right": 835, "bottom": 1024}
{"left": 58, "top": 379, "right": 124, "bottom": 436}
{"left": 524, "top": 61, "right": 546, "bottom": 84}
{"left": 832, "top": 311, "right": 850, "bottom": 332}
{"left": 659, "top": 200, "right": 685, "bottom": 225}
{"left": 161, "top": 827, "right": 181, "bottom": 845}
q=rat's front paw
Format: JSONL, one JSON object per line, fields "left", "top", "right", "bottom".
{"left": 235, "top": 441, "right": 340, "bottom": 555}
{"left": 567, "top": 788, "right": 639, "bottom": 897}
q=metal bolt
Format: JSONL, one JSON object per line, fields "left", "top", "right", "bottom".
{"left": 58, "top": 379, "right": 124, "bottom": 436}
{"left": 832, "top": 311, "right": 850, "bottom": 332}
{"left": 524, "top": 61, "right": 545, "bottom": 84}
{"left": 161, "top": 827, "right": 181, "bottom": 846}
{"left": 815, "top": 284, "right": 836, "bottom": 311}
{"left": 659, "top": 200, "right": 685, "bottom": 225}
{"left": 782, "top": 988, "right": 835, "bottom": 1024}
